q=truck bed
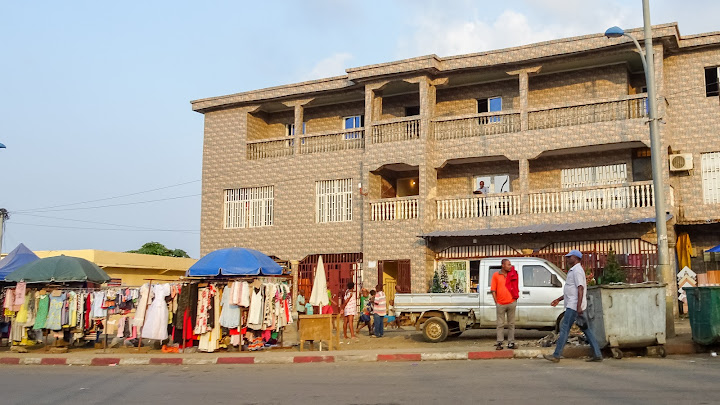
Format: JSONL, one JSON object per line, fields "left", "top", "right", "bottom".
{"left": 394, "top": 293, "right": 481, "bottom": 314}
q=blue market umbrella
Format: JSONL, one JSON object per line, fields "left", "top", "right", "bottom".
{"left": 186, "top": 247, "right": 282, "bottom": 277}
{"left": 707, "top": 244, "right": 720, "bottom": 253}
{"left": 0, "top": 243, "right": 40, "bottom": 281}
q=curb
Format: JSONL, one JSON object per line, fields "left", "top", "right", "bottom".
{"left": 0, "top": 345, "right": 700, "bottom": 366}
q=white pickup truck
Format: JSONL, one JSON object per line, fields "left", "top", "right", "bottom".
{"left": 394, "top": 257, "right": 567, "bottom": 342}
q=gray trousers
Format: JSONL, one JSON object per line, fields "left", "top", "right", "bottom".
{"left": 496, "top": 301, "right": 517, "bottom": 343}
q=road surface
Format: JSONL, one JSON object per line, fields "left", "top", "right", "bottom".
{"left": 1, "top": 356, "right": 718, "bottom": 404}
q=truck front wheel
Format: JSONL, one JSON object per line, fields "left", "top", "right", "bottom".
{"left": 423, "top": 317, "right": 449, "bottom": 343}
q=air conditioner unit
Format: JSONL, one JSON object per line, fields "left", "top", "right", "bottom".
{"left": 669, "top": 153, "right": 693, "bottom": 171}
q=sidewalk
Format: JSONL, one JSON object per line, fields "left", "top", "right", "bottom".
{"left": 0, "top": 319, "right": 702, "bottom": 366}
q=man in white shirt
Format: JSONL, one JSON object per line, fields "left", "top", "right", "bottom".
{"left": 544, "top": 250, "right": 603, "bottom": 362}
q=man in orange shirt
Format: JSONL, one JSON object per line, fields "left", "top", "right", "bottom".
{"left": 491, "top": 259, "right": 518, "bottom": 350}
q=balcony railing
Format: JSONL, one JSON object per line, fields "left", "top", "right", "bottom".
{"left": 527, "top": 94, "right": 648, "bottom": 131}
{"left": 246, "top": 137, "right": 294, "bottom": 160}
{"left": 370, "top": 197, "right": 418, "bottom": 221}
{"left": 433, "top": 111, "right": 521, "bottom": 140}
{"left": 436, "top": 193, "right": 521, "bottom": 219}
{"left": 529, "top": 181, "right": 654, "bottom": 214}
{"left": 370, "top": 117, "right": 420, "bottom": 144}
{"left": 299, "top": 129, "right": 364, "bottom": 154}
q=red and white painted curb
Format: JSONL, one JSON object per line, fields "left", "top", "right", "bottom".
{"left": 0, "top": 343, "right": 694, "bottom": 366}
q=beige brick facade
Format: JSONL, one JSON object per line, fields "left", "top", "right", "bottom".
{"left": 193, "top": 23, "right": 720, "bottom": 293}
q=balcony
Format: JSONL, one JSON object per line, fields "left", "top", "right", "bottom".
{"left": 370, "top": 117, "right": 420, "bottom": 144}
{"left": 527, "top": 94, "right": 648, "bottom": 130}
{"left": 433, "top": 111, "right": 521, "bottom": 140}
{"left": 247, "top": 137, "right": 294, "bottom": 160}
{"left": 299, "top": 129, "right": 365, "bottom": 154}
{"left": 528, "top": 181, "right": 654, "bottom": 214}
{"left": 436, "top": 193, "right": 521, "bottom": 219}
{"left": 370, "top": 197, "right": 419, "bottom": 221}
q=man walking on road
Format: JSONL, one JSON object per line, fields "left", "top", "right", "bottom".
{"left": 491, "top": 259, "right": 519, "bottom": 349}
{"left": 544, "top": 250, "right": 603, "bottom": 362}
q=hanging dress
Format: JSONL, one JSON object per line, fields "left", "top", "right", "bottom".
{"left": 141, "top": 283, "right": 171, "bottom": 341}
{"left": 45, "top": 293, "right": 66, "bottom": 331}
{"left": 198, "top": 288, "right": 221, "bottom": 352}
{"left": 33, "top": 294, "right": 49, "bottom": 330}
{"left": 247, "top": 287, "right": 264, "bottom": 330}
{"left": 194, "top": 287, "right": 212, "bottom": 335}
{"left": 132, "top": 283, "right": 150, "bottom": 327}
{"left": 219, "top": 285, "right": 240, "bottom": 329}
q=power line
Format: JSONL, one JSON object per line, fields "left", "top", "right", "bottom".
{"left": 12, "top": 213, "right": 199, "bottom": 232}
{"left": 9, "top": 222, "right": 200, "bottom": 233}
{"left": 16, "top": 179, "right": 200, "bottom": 212}
{"left": 13, "top": 193, "right": 200, "bottom": 214}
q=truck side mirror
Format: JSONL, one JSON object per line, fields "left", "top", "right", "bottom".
{"left": 551, "top": 274, "right": 562, "bottom": 288}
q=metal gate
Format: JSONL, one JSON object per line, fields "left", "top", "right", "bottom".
{"left": 298, "top": 253, "right": 362, "bottom": 313}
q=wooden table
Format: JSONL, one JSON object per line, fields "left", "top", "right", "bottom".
{"left": 298, "top": 314, "right": 341, "bottom": 351}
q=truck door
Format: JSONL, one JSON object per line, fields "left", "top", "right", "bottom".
{"left": 516, "top": 262, "right": 564, "bottom": 324}
{"left": 480, "top": 259, "right": 503, "bottom": 327}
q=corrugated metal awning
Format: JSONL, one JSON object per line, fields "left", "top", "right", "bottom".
{"left": 420, "top": 214, "right": 672, "bottom": 238}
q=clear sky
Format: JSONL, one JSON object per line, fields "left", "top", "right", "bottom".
{"left": 0, "top": 0, "right": 717, "bottom": 258}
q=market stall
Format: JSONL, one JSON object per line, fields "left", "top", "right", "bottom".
{"left": 179, "top": 247, "right": 293, "bottom": 352}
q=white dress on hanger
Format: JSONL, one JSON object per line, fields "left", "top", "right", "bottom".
{"left": 141, "top": 284, "right": 171, "bottom": 340}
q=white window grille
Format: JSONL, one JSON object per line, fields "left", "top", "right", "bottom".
{"left": 316, "top": 178, "right": 353, "bottom": 223}
{"left": 702, "top": 152, "right": 720, "bottom": 204}
{"left": 561, "top": 163, "right": 627, "bottom": 188}
{"left": 224, "top": 186, "right": 274, "bottom": 229}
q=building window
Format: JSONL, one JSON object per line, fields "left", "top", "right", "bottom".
{"left": 473, "top": 174, "right": 510, "bottom": 194}
{"left": 705, "top": 67, "right": 719, "bottom": 97}
{"left": 478, "top": 97, "right": 502, "bottom": 113}
{"left": 224, "top": 186, "right": 274, "bottom": 229}
{"left": 702, "top": 152, "right": 720, "bottom": 204}
{"left": 561, "top": 164, "right": 627, "bottom": 188}
{"left": 285, "top": 123, "right": 306, "bottom": 136}
{"left": 316, "top": 178, "right": 353, "bottom": 223}
{"left": 404, "top": 106, "right": 420, "bottom": 116}
{"left": 343, "top": 115, "right": 364, "bottom": 140}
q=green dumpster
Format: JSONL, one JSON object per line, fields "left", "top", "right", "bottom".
{"left": 684, "top": 286, "right": 720, "bottom": 345}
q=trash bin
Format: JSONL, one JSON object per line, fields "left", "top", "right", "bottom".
{"left": 684, "top": 286, "right": 720, "bottom": 346}
{"left": 586, "top": 283, "right": 667, "bottom": 359}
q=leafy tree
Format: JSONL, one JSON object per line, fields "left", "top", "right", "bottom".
{"left": 127, "top": 242, "right": 190, "bottom": 258}
{"left": 600, "top": 249, "right": 626, "bottom": 284}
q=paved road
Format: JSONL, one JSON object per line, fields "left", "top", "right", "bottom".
{"left": 1, "top": 356, "right": 718, "bottom": 405}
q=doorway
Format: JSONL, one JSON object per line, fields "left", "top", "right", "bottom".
{"left": 378, "top": 260, "right": 411, "bottom": 303}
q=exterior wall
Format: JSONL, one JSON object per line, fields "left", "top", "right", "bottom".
{"left": 437, "top": 160, "right": 520, "bottom": 196}
{"left": 305, "top": 101, "right": 365, "bottom": 134}
{"left": 663, "top": 47, "right": 720, "bottom": 222}
{"left": 435, "top": 79, "right": 519, "bottom": 117}
{"left": 529, "top": 150, "right": 634, "bottom": 190}
{"left": 528, "top": 64, "right": 629, "bottom": 107}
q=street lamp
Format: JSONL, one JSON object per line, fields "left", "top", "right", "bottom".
{"left": 605, "top": 0, "right": 674, "bottom": 337}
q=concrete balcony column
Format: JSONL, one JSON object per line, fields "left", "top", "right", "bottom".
{"left": 519, "top": 158, "right": 530, "bottom": 213}
{"left": 507, "top": 66, "right": 541, "bottom": 131}
{"left": 282, "top": 98, "right": 313, "bottom": 155}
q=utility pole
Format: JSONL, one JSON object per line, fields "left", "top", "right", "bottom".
{"left": 0, "top": 208, "right": 8, "bottom": 255}
{"left": 642, "top": 0, "right": 674, "bottom": 337}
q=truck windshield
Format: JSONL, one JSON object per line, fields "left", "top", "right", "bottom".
{"left": 544, "top": 260, "right": 567, "bottom": 280}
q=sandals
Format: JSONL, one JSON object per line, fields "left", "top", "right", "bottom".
{"left": 495, "top": 342, "right": 503, "bottom": 350}
{"left": 507, "top": 343, "right": 517, "bottom": 350}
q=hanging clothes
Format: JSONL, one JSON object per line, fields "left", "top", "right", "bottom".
{"left": 33, "top": 293, "right": 49, "bottom": 330}
{"left": 247, "top": 287, "right": 264, "bottom": 330}
{"left": 132, "top": 283, "right": 150, "bottom": 327}
{"left": 13, "top": 282, "right": 26, "bottom": 311}
{"left": 194, "top": 287, "right": 212, "bottom": 335}
{"left": 91, "top": 291, "right": 107, "bottom": 318}
{"left": 142, "top": 284, "right": 171, "bottom": 341}
{"left": 45, "top": 292, "right": 66, "bottom": 331}
{"left": 219, "top": 285, "right": 241, "bottom": 329}
{"left": 198, "top": 287, "right": 221, "bottom": 352}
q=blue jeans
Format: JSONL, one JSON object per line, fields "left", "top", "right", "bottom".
{"left": 553, "top": 308, "right": 602, "bottom": 359}
{"left": 373, "top": 313, "right": 384, "bottom": 337}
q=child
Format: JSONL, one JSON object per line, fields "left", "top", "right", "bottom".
{"left": 385, "top": 299, "right": 399, "bottom": 329}
{"left": 357, "top": 290, "right": 374, "bottom": 336}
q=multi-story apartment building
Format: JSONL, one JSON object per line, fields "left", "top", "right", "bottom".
{"left": 192, "top": 23, "right": 720, "bottom": 308}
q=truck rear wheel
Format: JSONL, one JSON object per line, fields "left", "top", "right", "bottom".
{"left": 423, "top": 317, "right": 449, "bottom": 343}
